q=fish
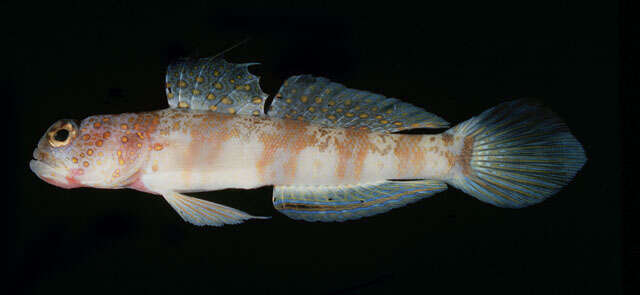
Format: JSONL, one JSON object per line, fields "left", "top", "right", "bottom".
{"left": 30, "top": 55, "right": 587, "bottom": 226}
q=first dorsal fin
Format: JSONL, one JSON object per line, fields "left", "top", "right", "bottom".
{"left": 165, "top": 56, "right": 269, "bottom": 116}
{"left": 268, "top": 75, "right": 449, "bottom": 132}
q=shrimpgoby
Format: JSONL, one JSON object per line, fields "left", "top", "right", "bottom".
{"left": 30, "top": 56, "right": 587, "bottom": 226}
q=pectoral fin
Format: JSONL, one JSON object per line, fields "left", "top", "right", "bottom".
{"left": 161, "top": 191, "right": 269, "bottom": 226}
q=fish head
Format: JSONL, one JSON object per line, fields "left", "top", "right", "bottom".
{"left": 30, "top": 114, "right": 151, "bottom": 189}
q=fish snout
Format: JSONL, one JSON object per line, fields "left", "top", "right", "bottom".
{"left": 29, "top": 159, "right": 81, "bottom": 189}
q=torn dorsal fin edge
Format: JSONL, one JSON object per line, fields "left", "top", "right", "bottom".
{"left": 267, "top": 75, "right": 449, "bottom": 132}
{"left": 165, "top": 56, "right": 269, "bottom": 116}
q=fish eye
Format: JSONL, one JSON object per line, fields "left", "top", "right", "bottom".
{"left": 54, "top": 129, "right": 69, "bottom": 142}
{"left": 47, "top": 120, "right": 77, "bottom": 147}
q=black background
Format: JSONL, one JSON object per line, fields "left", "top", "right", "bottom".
{"left": 6, "top": 1, "right": 627, "bottom": 294}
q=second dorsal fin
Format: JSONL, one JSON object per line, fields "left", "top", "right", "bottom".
{"left": 268, "top": 75, "right": 449, "bottom": 132}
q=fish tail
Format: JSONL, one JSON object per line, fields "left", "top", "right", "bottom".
{"left": 445, "top": 99, "right": 586, "bottom": 208}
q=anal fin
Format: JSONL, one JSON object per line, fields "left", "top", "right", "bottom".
{"left": 162, "top": 191, "right": 269, "bottom": 226}
{"left": 273, "top": 180, "right": 447, "bottom": 222}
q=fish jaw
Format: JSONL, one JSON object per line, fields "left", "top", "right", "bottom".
{"left": 29, "top": 159, "right": 83, "bottom": 189}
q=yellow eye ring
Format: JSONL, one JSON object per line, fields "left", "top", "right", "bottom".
{"left": 47, "top": 120, "right": 78, "bottom": 147}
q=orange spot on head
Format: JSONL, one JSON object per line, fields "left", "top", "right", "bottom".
{"left": 72, "top": 157, "right": 78, "bottom": 163}
{"left": 82, "top": 134, "right": 90, "bottom": 141}
{"left": 102, "top": 117, "right": 110, "bottom": 122}
{"left": 136, "top": 132, "right": 144, "bottom": 139}
{"left": 153, "top": 143, "right": 163, "bottom": 151}
{"left": 96, "top": 140, "right": 103, "bottom": 147}
{"left": 83, "top": 161, "right": 89, "bottom": 167}
{"left": 136, "top": 143, "right": 142, "bottom": 148}
{"left": 121, "top": 124, "right": 128, "bottom": 130}
{"left": 121, "top": 136, "right": 128, "bottom": 143}
{"left": 117, "top": 150, "right": 122, "bottom": 157}
{"left": 87, "top": 149, "right": 93, "bottom": 156}
{"left": 93, "top": 122, "right": 101, "bottom": 128}
{"left": 103, "top": 131, "right": 111, "bottom": 138}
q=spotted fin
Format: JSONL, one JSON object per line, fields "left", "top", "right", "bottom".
{"left": 268, "top": 75, "right": 449, "bottom": 132}
{"left": 272, "top": 180, "right": 447, "bottom": 222}
{"left": 162, "top": 191, "right": 269, "bottom": 226}
{"left": 165, "top": 57, "right": 269, "bottom": 116}
{"left": 447, "top": 99, "right": 587, "bottom": 208}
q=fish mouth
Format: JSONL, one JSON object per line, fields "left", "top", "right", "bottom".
{"left": 30, "top": 159, "right": 80, "bottom": 189}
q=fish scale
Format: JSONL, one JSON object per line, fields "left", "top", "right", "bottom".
{"left": 30, "top": 55, "right": 586, "bottom": 226}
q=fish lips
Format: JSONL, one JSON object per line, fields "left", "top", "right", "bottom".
{"left": 29, "top": 159, "right": 81, "bottom": 189}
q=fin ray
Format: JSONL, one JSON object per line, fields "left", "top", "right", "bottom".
{"left": 273, "top": 180, "right": 447, "bottom": 222}
{"left": 447, "top": 99, "right": 586, "bottom": 208}
{"left": 269, "top": 75, "right": 449, "bottom": 132}
{"left": 166, "top": 57, "right": 268, "bottom": 116}
{"left": 162, "top": 191, "right": 268, "bottom": 226}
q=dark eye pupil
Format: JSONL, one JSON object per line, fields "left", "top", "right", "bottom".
{"left": 54, "top": 129, "right": 69, "bottom": 141}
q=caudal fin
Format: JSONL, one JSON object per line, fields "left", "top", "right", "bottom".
{"left": 447, "top": 99, "right": 586, "bottom": 208}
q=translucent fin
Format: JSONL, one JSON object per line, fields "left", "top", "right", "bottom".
{"left": 268, "top": 75, "right": 449, "bottom": 132}
{"left": 447, "top": 99, "right": 587, "bottom": 208}
{"left": 165, "top": 57, "right": 269, "bottom": 116}
{"left": 272, "top": 180, "right": 447, "bottom": 222}
{"left": 161, "top": 191, "right": 269, "bottom": 226}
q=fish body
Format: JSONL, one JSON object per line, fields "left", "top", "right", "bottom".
{"left": 34, "top": 109, "right": 454, "bottom": 192}
{"left": 31, "top": 55, "right": 587, "bottom": 226}
{"left": 137, "top": 109, "right": 456, "bottom": 192}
